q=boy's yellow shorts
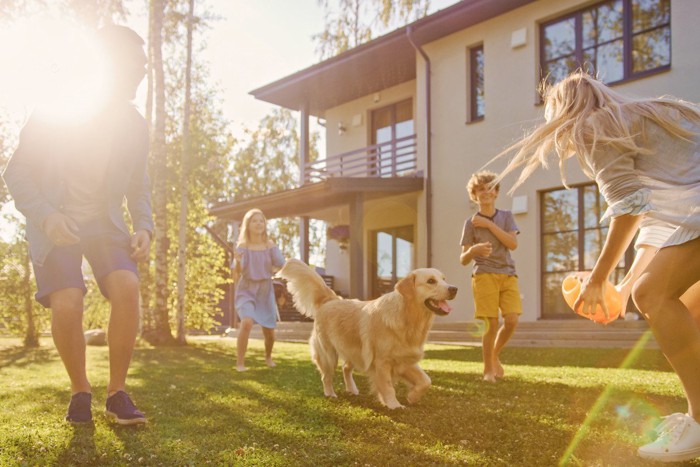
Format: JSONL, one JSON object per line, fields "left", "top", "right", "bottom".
{"left": 472, "top": 273, "right": 522, "bottom": 319}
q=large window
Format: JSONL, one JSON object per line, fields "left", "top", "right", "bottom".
{"left": 540, "top": 0, "right": 670, "bottom": 85}
{"left": 468, "top": 44, "right": 484, "bottom": 121}
{"left": 370, "top": 225, "right": 414, "bottom": 298}
{"left": 540, "top": 184, "right": 632, "bottom": 319}
{"left": 371, "top": 99, "right": 414, "bottom": 177}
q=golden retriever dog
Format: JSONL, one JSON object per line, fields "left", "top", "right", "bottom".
{"left": 277, "top": 259, "right": 457, "bottom": 409}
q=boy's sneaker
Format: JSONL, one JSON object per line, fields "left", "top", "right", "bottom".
{"left": 105, "top": 391, "right": 147, "bottom": 425}
{"left": 638, "top": 413, "right": 700, "bottom": 462}
{"left": 65, "top": 392, "right": 93, "bottom": 423}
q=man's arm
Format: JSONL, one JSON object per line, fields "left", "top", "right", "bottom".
{"left": 2, "top": 120, "right": 58, "bottom": 229}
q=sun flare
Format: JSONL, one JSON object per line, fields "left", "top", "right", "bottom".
{"left": 0, "top": 17, "right": 111, "bottom": 122}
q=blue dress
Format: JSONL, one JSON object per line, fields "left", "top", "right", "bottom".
{"left": 234, "top": 246, "right": 285, "bottom": 328}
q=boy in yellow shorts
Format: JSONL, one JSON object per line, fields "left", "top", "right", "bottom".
{"left": 460, "top": 171, "right": 521, "bottom": 382}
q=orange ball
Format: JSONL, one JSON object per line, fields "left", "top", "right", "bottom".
{"left": 561, "top": 272, "right": 622, "bottom": 324}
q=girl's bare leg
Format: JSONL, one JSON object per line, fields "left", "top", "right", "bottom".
{"left": 633, "top": 237, "right": 700, "bottom": 420}
{"left": 262, "top": 326, "right": 276, "bottom": 367}
{"left": 236, "top": 318, "right": 254, "bottom": 372}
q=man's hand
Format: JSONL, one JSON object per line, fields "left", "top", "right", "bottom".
{"left": 43, "top": 212, "right": 80, "bottom": 246}
{"left": 130, "top": 230, "right": 151, "bottom": 262}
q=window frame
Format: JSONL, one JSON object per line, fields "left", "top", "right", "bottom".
{"left": 539, "top": 0, "right": 671, "bottom": 86}
{"left": 539, "top": 182, "right": 634, "bottom": 319}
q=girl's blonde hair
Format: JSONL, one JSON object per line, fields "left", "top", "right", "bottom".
{"left": 236, "top": 208, "right": 268, "bottom": 247}
{"left": 491, "top": 70, "right": 700, "bottom": 193}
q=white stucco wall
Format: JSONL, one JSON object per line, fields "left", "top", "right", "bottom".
{"left": 321, "top": 0, "right": 700, "bottom": 322}
{"left": 419, "top": 0, "right": 700, "bottom": 322}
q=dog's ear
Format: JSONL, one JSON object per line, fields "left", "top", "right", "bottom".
{"left": 395, "top": 273, "right": 415, "bottom": 299}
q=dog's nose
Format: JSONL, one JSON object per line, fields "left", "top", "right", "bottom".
{"left": 448, "top": 286, "right": 458, "bottom": 298}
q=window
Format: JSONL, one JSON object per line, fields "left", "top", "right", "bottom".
{"left": 370, "top": 225, "right": 414, "bottom": 298}
{"left": 540, "top": 0, "right": 670, "bottom": 85}
{"left": 370, "top": 99, "right": 414, "bottom": 177}
{"left": 540, "top": 184, "right": 633, "bottom": 319}
{"left": 468, "top": 44, "right": 485, "bottom": 121}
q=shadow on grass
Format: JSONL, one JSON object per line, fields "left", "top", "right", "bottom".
{"left": 424, "top": 345, "right": 673, "bottom": 372}
{"left": 0, "top": 345, "right": 55, "bottom": 370}
{"left": 1, "top": 339, "right": 692, "bottom": 466}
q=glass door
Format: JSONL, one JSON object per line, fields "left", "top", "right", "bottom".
{"left": 371, "top": 225, "right": 414, "bottom": 298}
{"left": 371, "top": 99, "right": 413, "bottom": 177}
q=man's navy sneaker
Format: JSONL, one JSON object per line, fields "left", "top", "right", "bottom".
{"left": 65, "top": 392, "right": 93, "bottom": 424}
{"left": 105, "top": 391, "right": 147, "bottom": 425}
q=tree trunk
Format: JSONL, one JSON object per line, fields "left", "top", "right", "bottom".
{"left": 22, "top": 242, "right": 39, "bottom": 348}
{"left": 145, "top": 0, "right": 175, "bottom": 346}
{"left": 176, "top": 0, "right": 195, "bottom": 344}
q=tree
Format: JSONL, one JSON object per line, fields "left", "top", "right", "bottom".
{"left": 144, "top": 0, "right": 176, "bottom": 345}
{"left": 231, "top": 109, "right": 321, "bottom": 258}
{"left": 314, "top": 0, "right": 431, "bottom": 59}
{"left": 175, "top": 0, "right": 195, "bottom": 344}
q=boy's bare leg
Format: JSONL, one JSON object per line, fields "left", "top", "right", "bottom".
{"left": 481, "top": 317, "right": 498, "bottom": 382}
{"left": 262, "top": 326, "right": 276, "bottom": 367}
{"left": 102, "top": 270, "right": 140, "bottom": 396}
{"left": 493, "top": 313, "right": 519, "bottom": 378}
{"left": 50, "top": 288, "right": 91, "bottom": 394}
{"left": 634, "top": 238, "right": 700, "bottom": 420}
{"left": 236, "top": 318, "right": 254, "bottom": 371}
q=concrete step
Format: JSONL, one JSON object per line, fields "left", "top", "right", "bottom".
{"left": 223, "top": 319, "right": 657, "bottom": 349}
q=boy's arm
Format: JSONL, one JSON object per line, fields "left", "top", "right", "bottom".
{"left": 460, "top": 242, "right": 493, "bottom": 265}
{"left": 471, "top": 215, "right": 518, "bottom": 250}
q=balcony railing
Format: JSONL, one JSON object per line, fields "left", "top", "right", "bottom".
{"left": 304, "top": 134, "right": 417, "bottom": 184}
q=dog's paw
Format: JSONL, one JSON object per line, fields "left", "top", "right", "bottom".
{"left": 406, "top": 394, "right": 421, "bottom": 405}
{"left": 323, "top": 392, "right": 338, "bottom": 398}
{"left": 385, "top": 401, "right": 405, "bottom": 410}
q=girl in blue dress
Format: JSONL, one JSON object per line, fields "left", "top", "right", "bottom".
{"left": 232, "top": 209, "right": 285, "bottom": 372}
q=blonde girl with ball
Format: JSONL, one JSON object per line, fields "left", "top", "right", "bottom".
{"left": 492, "top": 70, "right": 700, "bottom": 462}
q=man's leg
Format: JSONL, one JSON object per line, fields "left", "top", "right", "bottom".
{"left": 101, "top": 270, "right": 140, "bottom": 395}
{"left": 49, "top": 288, "right": 90, "bottom": 394}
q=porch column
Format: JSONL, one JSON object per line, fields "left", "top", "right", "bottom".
{"left": 349, "top": 193, "right": 364, "bottom": 298}
{"left": 299, "top": 104, "right": 310, "bottom": 263}
{"left": 300, "top": 216, "right": 309, "bottom": 264}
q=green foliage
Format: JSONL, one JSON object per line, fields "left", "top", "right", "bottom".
{"left": 0, "top": 337, "right": 693, "bottom": 466}
{"left": 0, "top": 240, "right": 47, "bottom": 341}
{"left": 231, "top": 108, "right": 322, "bottom": 259}
{"left": 314, "top": 0, "right": 432, "bottom": 59}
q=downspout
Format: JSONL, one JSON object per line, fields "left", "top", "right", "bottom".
{"left": 406, "top": 26, "right": 432, "bottom": 267}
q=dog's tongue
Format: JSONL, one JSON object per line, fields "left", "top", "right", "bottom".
{"left": 438, "top": 300, "right": 452, "bottom": 313}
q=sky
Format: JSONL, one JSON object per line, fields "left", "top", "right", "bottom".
{"left": 0, "top": 0, "right": 459, "bottom": 239}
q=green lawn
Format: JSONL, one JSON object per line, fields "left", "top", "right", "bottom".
{"left": 0, "top": 335, "right": 696, "bottom": 466}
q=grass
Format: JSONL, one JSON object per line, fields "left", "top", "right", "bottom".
{"left": 0, "top": 334, "right": 698, "bottom": 466}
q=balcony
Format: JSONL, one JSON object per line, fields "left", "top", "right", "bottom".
{"left": 304, "top": 134, "right": 417, "bottom": 184}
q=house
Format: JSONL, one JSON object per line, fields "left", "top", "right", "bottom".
{"left": 211, "top": 0, "right": 700, "bottom": 323}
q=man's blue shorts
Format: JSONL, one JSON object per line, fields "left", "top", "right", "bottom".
{"left": 32, "top": 219, "right": 138, "bottom": 308}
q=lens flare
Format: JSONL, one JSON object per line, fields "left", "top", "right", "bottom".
{"left": 558, "top": 330, "right": 657, "bottom": 465}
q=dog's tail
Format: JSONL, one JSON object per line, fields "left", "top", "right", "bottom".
{"left": 277, "top": 259, "right": 339, "bottom": 318}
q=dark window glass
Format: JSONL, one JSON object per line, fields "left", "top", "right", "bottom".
{"left": 468, "top": 45, "right": 485, "bottom": 121}
{"left": 541, "top": 0, "right": 670, "bottom": 85}
{"left": 540, "top": 184, "right": 629, "bottom": 318}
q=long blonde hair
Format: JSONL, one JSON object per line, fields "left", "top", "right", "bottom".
{"left": 236, "top": 208, "right": 268, "bottom": 247}
{"left": 492, "top": 71, "right": 700, "bottom": 193}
